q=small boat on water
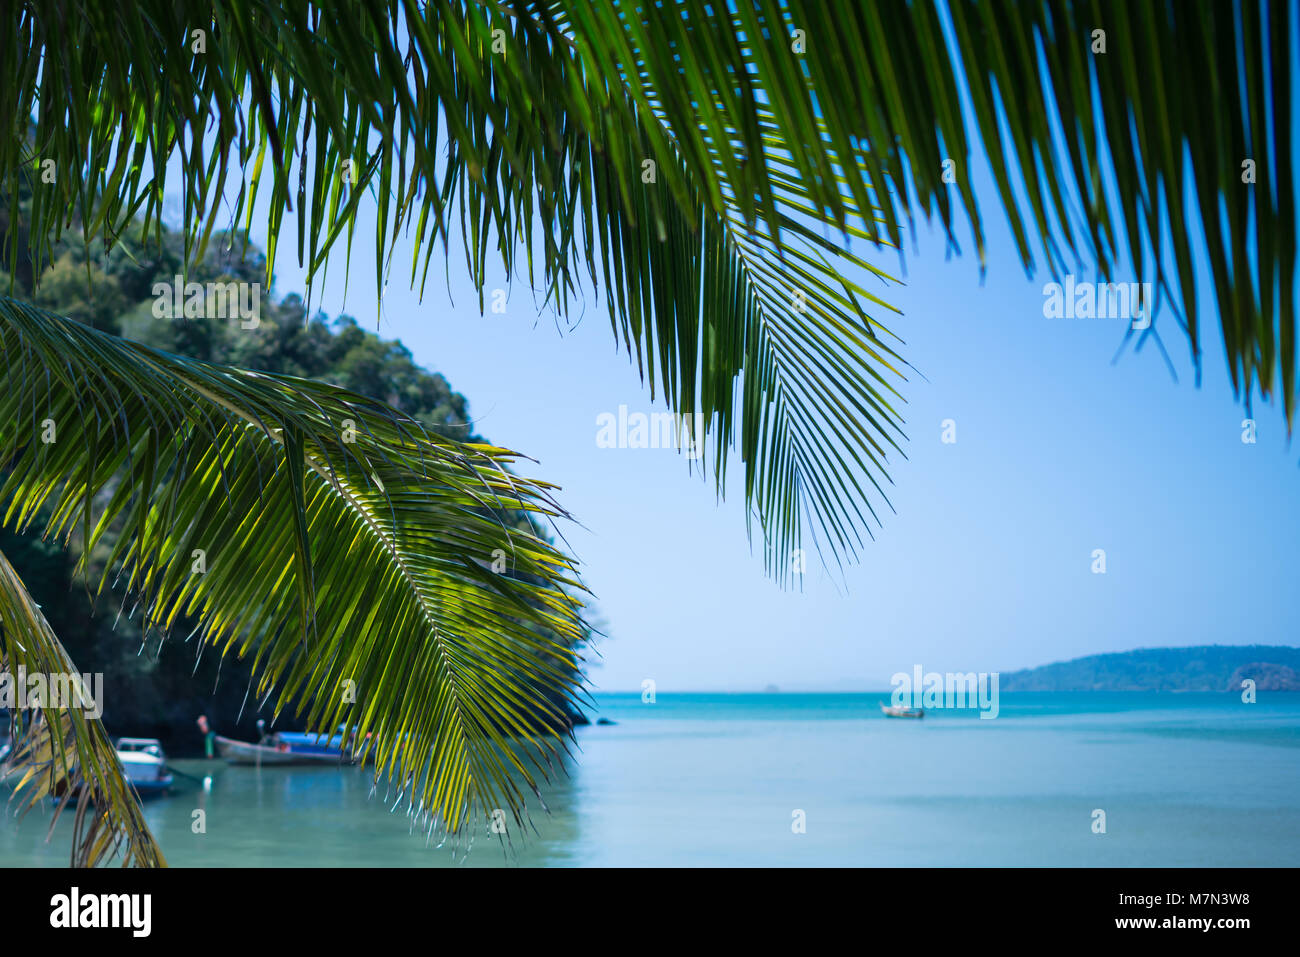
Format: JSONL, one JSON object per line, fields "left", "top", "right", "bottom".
{"left": 880, "top": 702, "right": 925, "bottom": 719}
{"left": 114, "top": 738, "right": 174, "bottom": 796}
{"left": 215, "top": 724, "right": 360, "bottom": 766}
{"left": 46, "top": 738, "right": 174, "bottom": 800}
{"left": 1, "top": 720, "right": 172, "bottom": 796}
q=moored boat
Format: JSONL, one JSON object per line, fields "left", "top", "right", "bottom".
{"left": 2, "top": 725, "right": 173, "bottom": 796}
{"left": 215, "top": 726, "right": 359, "bottom": 766}
{"left": 880, "top": 702, "right": 925, "bottom": 718}
{"left": 274, "top": 730, "right": 352, "bottom": 759}
{"left": 114, "top": 738, "right": 175, "bottom": 796}
{"left": 47, "top": 738, "right": 173, "bottom": 800}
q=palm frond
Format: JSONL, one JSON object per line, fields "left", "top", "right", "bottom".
{"left": 0, "top": 295, "right": 589, "bottom": 843}
{"left": 546, "top": 0, "right": 1297, "bottom": 420}
{"left": 3, "top": 0, "right": 1293, "bottom": 576}
{"left": 0, "top": 547, "right": 166, "bottom": 867}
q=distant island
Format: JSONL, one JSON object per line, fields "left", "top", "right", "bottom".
{"left": 999, "top": 645, "right": 1300, "bottom": 692}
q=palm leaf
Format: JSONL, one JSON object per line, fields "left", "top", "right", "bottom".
{"left": 0, "top": 547, "right": 166, "bottom": 867}
{"left": 4, "top": 0, "right": 1290, "bottom": 584}
{"left": 1, "top": 295, "right": 589, "bottom": 849}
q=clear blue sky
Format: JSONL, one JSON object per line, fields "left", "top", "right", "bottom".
{"left": 165, "top": 63, "right": 1300, "bottom": 696}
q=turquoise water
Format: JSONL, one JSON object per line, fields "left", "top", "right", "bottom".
{"left": 2, "top": 692, "right": 1297, "bottom": 866}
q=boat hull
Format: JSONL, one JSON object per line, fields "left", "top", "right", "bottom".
{"left": 215, "top": 735, "right": 345, "bottom": 766}
{"left": 30, "top": 738, "right": 174, "bottom": 801}
{"left": 127, "top": 776, "right": 174, "bottom": 797}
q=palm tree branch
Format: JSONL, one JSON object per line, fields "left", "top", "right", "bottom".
{"left": 0, "top": 295, "right": 589, "bottom": 842}
{"left": 0, "top": 547, "right": 167, "bottom": 867}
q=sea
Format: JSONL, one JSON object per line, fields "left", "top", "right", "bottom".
{"left": 1, "top": 692, "right": 1297, "bottom": 866}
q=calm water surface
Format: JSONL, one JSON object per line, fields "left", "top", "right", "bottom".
{"left": 2, "top": 692, "right": 1297, "bottom": 866}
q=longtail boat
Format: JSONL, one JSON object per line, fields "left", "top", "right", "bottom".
{"left": 215, "top": 729, "right": 358, "bottom": 766}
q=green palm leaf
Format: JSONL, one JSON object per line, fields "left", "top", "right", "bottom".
{"left": 4, "top": 0, "right": 1290, "bottom": 583}
{"left": 1, "top": 295, "right": 589, "bottom": 851}
{"left": 0, "top": 547, "right": 166, "bottom": 867}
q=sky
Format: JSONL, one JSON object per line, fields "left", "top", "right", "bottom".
{"left": 155, "top": 34, "right": 1300, "bottom": 695}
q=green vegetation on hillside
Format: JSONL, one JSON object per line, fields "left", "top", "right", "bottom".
{"left": 1001, "top": 646, "right": 1300, "bottom": 692}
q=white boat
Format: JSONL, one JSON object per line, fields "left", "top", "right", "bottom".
{"left": 0, "top": 722, "right": 172, "bottom": 795}
{"left": 47, "top": 737, "right": 175, "bottom": 799}
{"left": 880, "top": 702, "right": 925, "bottom": 719}
{"left": 113, "top": 738, "right": 174, "bottom": 796}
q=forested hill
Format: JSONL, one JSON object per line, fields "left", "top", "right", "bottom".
{"left": 1000, "top": 645, "right": 1300, "bottom": 692}
{"left": 1, "top": 218, "right": 589, "bottom": 752}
